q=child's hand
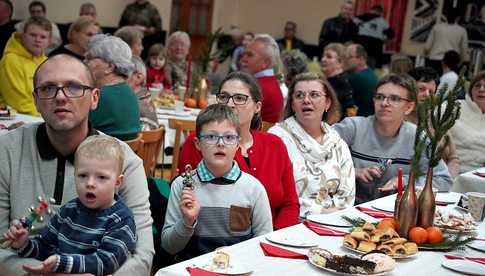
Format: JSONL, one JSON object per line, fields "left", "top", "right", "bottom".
{"left": 179, "top": 187, "right": 200, "bottom": 227}
{"left": 2, "top": 219, "right": 29, "bottom": 249}
{"left": 23, "top": 255, "right": 58, "bottom": 274}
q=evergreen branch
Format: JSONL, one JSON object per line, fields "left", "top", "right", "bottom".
{"left": 419, "top": 234, "right": 475, "bottom": 251}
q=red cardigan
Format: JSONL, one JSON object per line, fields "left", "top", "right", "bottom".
{"left": 257, "top": 76, "right": 283, "bottom": 123}
{"left": 178, "top": 130, "right": 299, "bottom": 229}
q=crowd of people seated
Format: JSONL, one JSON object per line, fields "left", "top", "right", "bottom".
{"left": 0, "top": 0, "right": 484, "bottom": 275}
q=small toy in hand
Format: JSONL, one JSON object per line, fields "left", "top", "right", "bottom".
{"left": 1, "top": 196, "right": 55, "bottom": 248}
{"left": 182, "top": 164, "right": 195, "bottom": 189}
{"left": 377, "top": 159, "right": 393, "bottom": 175}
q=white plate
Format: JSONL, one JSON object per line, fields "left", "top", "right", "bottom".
{"left": 436, "top": 193, "right": 461, "bottom": 204}
{"left": 307, "top": 213, "right": 353, "bottom": 228}
{"left": 442, "top": 259, "right": 485, "bottom": 275}
{"left": 342, "top": 244, "right": 417, "bottom": 259}
{"left": 157, "top": 109, "right": 192, "bottom": 117}
{"left": 370, "top": 202, "right": 394, "bottom": 213}
{"left": 265, "top": 232, "right": 317, "bottom": 248}
{"left": 189, "top": 253, "right": 252, "bottom": 275}
{"left": 468, "top": 240, "right": 485, "bottom": 252}
{"left": 0, "top": 116, "right": 15, "bottom": 120}
{"left": 308, "top": 252, "right": 390, "bottom": 276}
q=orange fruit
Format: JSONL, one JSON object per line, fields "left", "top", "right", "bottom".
{"left": 409, "top": 227, "right": 428, "bottom": 245}
{"left": 377, "top": 218, "right": 399, "bottom": 231}
{"left": 184, "top": 98, "right": 198, "bottom": 108}
{"left": 198, "top": 99, "right": 208, "bottom": 109}
{"left": 426, "top": 226, "right": 443, "bottom": 244}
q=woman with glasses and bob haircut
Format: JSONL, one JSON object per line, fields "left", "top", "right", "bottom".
{"left": 179, "top": 71, "right": 299, "bottom": 230}
{"left": 448, "top": 71, "right": 485, "bottom": 173}
{"left": 268, "top": 72, "right": 355, "bottom": 217}
{"left": 333, "top": 74, "right": 452, "bottom": 204}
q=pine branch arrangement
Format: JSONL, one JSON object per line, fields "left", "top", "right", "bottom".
{"left": 418, "top": 73, "right": 463, "bottom": 167}
{"left": 418, "top": 234, "right": 475, "bottom": 251}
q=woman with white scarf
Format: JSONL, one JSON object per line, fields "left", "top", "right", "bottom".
{"left": 269, "top": 72, "right": 355, "bottom": 217}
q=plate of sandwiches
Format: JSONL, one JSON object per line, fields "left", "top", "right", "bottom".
{"left": 308, "top": 248, "right": 396, "bottom": 275}
{"left": 190, "top": 249, "right": 252, "bottom": 275}
{"left": 342, "top": 222, "right": 418, "bottom": 259}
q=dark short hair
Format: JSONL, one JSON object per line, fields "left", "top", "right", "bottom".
{"left": 285, "top": 21, "right": 297, "bottom": 29}
{"left": 23, "top": 16, "right": 52, "bottom": 34}
{"left": 446, "top": 11, "right": 457, "bottom": 24}
{"left": 371, "top": 5, "right": 384, "bottom": 14}
{"left": 29, "top": 1, "right": 46, "bottom": 12}
{"left": 469, "top": 70, "right": 485, "bottom": 97}
{"left": 34, "top": 54, "right": 96, "bottom": 87}
{"left": 0, "top": 0, "right": 13, "bottom": 19}
{"left": 195, "top": 104, "right": 240, "bottom": 137}
{"left": 285, "top": 72, "right": 341, "bottom": 124}
{"left": 408, "top": 66, "right": 439, "bottom": 85}
{"left": 353, "top": 43, "right": 368, "bottom": 61}
{"left": 443, "top": 50, "right": 461, "bottom": 72}
{"left": 218, "top": 71, "right": 263, "bottom": 129}
{"left": 376, "top": 74, "right": 418, "bottom": 103}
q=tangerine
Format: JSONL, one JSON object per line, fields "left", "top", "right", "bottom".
{"left": 198, "top": 99, "right": 208, "bottom": 109}
{"left": 184, "top": 98, "right": 198, "bottom": 108}
{"left": 409, "top": 227, "right": 428, "bottom": 245}
{"left": 377, "top": 218, "right": 399, "bottom": 231}
{"left": 426, "top": 226, "right": 443, "bottom": 244}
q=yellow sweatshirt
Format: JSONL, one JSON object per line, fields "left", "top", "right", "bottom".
{"left": 0, "top": 32, "right": 47, "bottom": 116}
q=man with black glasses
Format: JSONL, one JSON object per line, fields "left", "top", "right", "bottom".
{"left": 0, "top": 54, "right": 154, "bottom": 275}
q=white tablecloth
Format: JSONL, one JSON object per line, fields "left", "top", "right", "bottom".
{"left": 0, "top": 113, "right": 44, "bottom": 136}
{"left": 157, "top": 193, "right": 484, "bottom": 276}
{"left": 156, "top": 108, "right": 198, "bottom": 164}
{"left": 452, "top": 168, "right": 485, "bottom": 193}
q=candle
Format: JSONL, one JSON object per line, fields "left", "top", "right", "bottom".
{"left": 397, "top": 168, "right": 403, "bottom": 196}
{"left": 185, "top": 55, "right": 192, "bottom": 96}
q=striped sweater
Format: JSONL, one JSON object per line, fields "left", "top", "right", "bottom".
{"left": 18, "top": 196, "right": 137, "bottom": 275}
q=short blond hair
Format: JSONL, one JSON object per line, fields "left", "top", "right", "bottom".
{"left": 75, "top": 135, "right": 125, "bottom": 174}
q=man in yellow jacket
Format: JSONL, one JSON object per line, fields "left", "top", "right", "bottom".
{"left": 0, "top": 16, "right": 51, "bottom": 116}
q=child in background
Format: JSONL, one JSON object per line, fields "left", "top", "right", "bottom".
{"left": 162, "top": 104, "right": 272, "bottom": 261}
{"left": 2, "top": 136, "right": 136, "bottom": 276}
{"left": 146, "top": 43, "right": 171, "bottom": 89}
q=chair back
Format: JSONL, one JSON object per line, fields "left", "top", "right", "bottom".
{"left": 261, "top": 121, "right": 275, "bottom": 131}
{"left": 139, "top": 126, "right": 165, "bottom": 177}
{"left": 125, "top": 134, "right": 143, "bottom": 154}
{"left": 168, "top": 118, "right": 196, "bottom": 180}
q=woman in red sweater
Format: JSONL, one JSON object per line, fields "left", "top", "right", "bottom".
{"left": 178, "top": 71, "right": 299, "bottom": 229}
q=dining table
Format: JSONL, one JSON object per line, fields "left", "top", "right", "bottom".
{"left": 0, "top": 113, "right": 44, "bottom": 136}
{"left": 156, "top": 192, "right": 485, "bottom": 276}
{"left": 452, "top": 168, "right": 485, "bottom": 193}
{"left": 156, "top": 107, "right": 199, "bottom": 164}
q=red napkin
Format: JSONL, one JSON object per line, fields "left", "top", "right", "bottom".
{"left": 259, "top": 242, "right": 308, "bottom": 260}
{"left": 356, "top": 206, "right": 394, "bottom": 218}
{"left": 435, "top": 201, "right": 449, "bottom": 206}
{"left": 303, "top": 221, "right": 348, "bottom": 236}
{"left": 444, "top": 255, "right": 485, "bottom": 265}
{"left": 473, "top": 171, "right": 485, "bottom": 178}
{"left": 186, "top": 267, "right": 226, "bottom": 276}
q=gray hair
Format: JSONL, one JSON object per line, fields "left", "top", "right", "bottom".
{"left": 167, "top": 31, "right": 191, "bottom": 48}
{"left": 281, "top": 49, "right": 308, "bottom": 83}
{"left": 114, "top": 26, "right": 143, "bottom": 48}
{"left": 253, "top": 33, "right": 282, "bottom": 73}
{"left": 131, "top": 56, "right": 146, "bottom": 85}
{"left": 87, "top": 34, "right": 134, "bottom": 78}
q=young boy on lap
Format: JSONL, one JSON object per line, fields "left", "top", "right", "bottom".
{"left": 162, "top": 104, "right": 272, "bottom": 260}
{"left": 3, "top": 136, "right": 136, "bottom": 275}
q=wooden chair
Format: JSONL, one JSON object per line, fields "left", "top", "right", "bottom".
{"left": 125, "top": 133, "right": 143, "bottom": 154}
{"left": 168, "top": 118, "right": 196, "bottom": 180}
{"left": 261, "top": 121, "right": 275, "bottom": 131}
{"left": 139, "top": 126, "right": 165, "bottom": 177}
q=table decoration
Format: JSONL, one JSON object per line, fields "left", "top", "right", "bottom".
{"left": 416, "top": 79, "right": 461, "bottom": 228}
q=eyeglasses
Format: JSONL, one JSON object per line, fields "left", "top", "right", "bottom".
{"left": 198, "top": 133, "right": 240, "bottom": 146}
{"left": 34, "top": 84, "right": 93, "bottom": 99}
{"left": 472, "top": 82, "right": 485, "bottom": 90}
{"left": 373, "top": 93, "right": 410, "bottom": 105}
{"left": 293, "top": 90, "right": 326, "bottom": 101}
{"left": 216, "top": 92, "right": 250, "bottom": 105}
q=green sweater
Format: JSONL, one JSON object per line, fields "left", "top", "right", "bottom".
{"left": 347, "top": 68, "right": 378, "bottom": 117}
{"left": 89, "top": 82, "right": 141, "bottom": 140}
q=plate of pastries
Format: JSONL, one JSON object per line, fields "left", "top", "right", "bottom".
{"left": 153, "top": 93, "right": 176, "bottom": 109}
{"left": 308, "top": 248, "right": 396, "bottom": 275}
{"left": 342, "top": 222, "right": 418, "bottom": 258}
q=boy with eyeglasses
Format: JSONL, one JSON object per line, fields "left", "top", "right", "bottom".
{"left": 2, "top": 135, "right": 136, "bottom": 275}
{"left": 162, "top": 104, "right": 272, "bottom": 260}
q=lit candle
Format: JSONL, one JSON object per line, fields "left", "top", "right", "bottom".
{"left": 397, "top": 168, "right": 403, "bottom": 196}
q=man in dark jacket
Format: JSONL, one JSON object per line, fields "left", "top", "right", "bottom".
{"left": 277, "top": 21, "right": 305, "bottom": 52}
